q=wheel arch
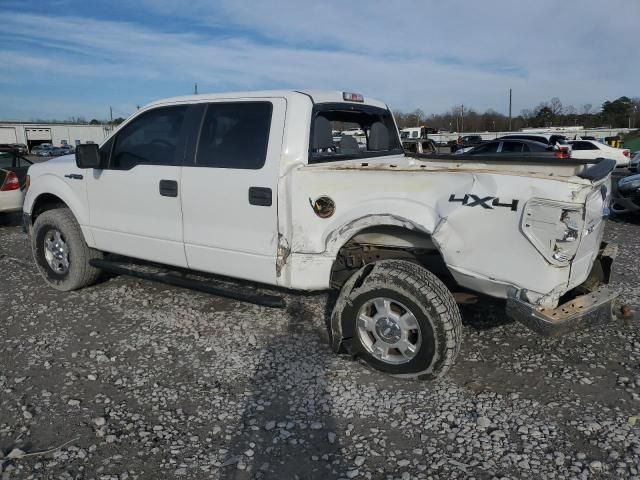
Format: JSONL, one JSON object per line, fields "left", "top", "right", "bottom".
{"left": 26, "top": 176, "right": 95, "bottom": 247}
{"left": 327, "top": 217, "right": 451, "bottom": 289}
{"left": 30, "top": 193, "right": 68, "bottom": 221}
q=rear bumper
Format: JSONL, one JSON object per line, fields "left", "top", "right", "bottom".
{"left": 506, "top": 243, "right": 621, "bottom": 337}
{"left": 0, "top": 189, "right": 23, "bottom": 213}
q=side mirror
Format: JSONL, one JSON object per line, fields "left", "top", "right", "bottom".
{"left": 75, "top": 143, "right": 101, "bottom": 169}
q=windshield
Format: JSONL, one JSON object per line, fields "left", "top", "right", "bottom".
{"left": 309, "top": 103, "right": 402, "bottom": 163}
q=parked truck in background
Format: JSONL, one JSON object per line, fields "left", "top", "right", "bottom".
{"left": 22, "top": 90, "right": 621, "bottom": 380}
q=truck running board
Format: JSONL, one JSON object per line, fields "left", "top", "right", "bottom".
{"left": 89, "top": 258, "right": 286, "bottom": 309}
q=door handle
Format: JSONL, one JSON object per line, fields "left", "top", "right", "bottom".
{"left": 159, "top": 179, "right": 178, "bottom": 197}
{"left": 248, "top": 187, "right": 272, "bottom": 206}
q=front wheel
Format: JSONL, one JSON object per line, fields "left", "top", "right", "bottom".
{"left": 31, "top": 207, "right": 102, "bottom": 291}
{"left": 331, "top": 260, "right": 462, "bottom": 380}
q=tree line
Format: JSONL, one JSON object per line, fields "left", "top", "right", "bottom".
{"left": 394, "top": 96, "right": 640, "bottom": 132}
{"left": 21, "top": 117, "right": 126, "bottom": 125}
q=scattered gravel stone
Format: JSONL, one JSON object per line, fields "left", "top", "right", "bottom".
{"left": 0, "top": 211, "right": 638, "bottom": 479}
{"left": 93, "top": 417, "right": 106, "bottom": 427}
{"left": 476, "top": 416, "right": 491, "bottom": 428}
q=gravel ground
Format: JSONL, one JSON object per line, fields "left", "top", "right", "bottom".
{"left": 1, "top": 211, "right": 639, "bottom": 480}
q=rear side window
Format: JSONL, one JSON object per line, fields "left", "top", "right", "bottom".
{"left": 572, "top": 141, "right": 599, "bottom": 151}
{"left": 196, "top": 102, "right": 272, "bottom": 169}
{"left": 17, "top": 157, "right": 32, "bottom": 167}
{"left": 0, "top": 152, "right": 14, "bottom": 168}
{"left": 471, "top": 142, "right": 499, "bottom": 154}
{"left": 501, "top": 141, "right": 523, "bottom": 153}
{"left": 111, "top": 106, "right": 187, "bottom": 169}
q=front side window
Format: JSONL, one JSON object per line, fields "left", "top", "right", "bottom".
{"left": 196, "top": 102, "right": 272, "bottom": 169}
{"left": 111, "top": 105, "right": 187, "bottom": 169}
{"left": 310, "top": 103, "right": 402, "bottom": 163}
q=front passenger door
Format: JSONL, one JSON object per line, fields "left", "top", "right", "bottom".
{"left": 87, "top": 105, "right": 194, "bottom": 267}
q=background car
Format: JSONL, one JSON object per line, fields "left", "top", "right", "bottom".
{"left": 499, "top": 133, "right": 569, "bottom": 149}
{"left": 32, "top": 144, "right": 54, "bottom": 156}
{"left": 0, "top": 149, "right": 32, "bottom": 216}
{"left": 455, "top": 138, "right": 565, "bottom": 158}
{"left": 11, "top": 143, "right": 28, "bottom": 154}
{"left": 402, "top": 138, "right": 437, "bottom": 154}
{"left": 611, "top": 174, "right": 640, "bottom": 215}
{"left": 36, "top": 148, "right": 54, "bottom": 157}
{"left": 49, "top": 146, "right": 73, "bottom": 156}
{"left": 628, "top": 151, "right": 640, "bottom": 173}
{"left": 449, "top": 134, "right": 483, "bottom": 153}
{"left": 568, "top": 140, "right": 630, "bottom": 167}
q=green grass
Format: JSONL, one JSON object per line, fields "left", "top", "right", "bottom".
{"left": 623, "top": 131, "right": 640, "bottom": 152}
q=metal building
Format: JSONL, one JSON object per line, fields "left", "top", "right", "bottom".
{"left": 0, "top": 122, "right": 114, "bottom": 151}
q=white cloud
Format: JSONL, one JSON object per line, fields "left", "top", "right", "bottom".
{"left": 2, "top": 1, "right": 638, "bottom": 120}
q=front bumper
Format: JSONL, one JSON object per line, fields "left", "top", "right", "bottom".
{"left": 506, "top": 243, "right": 621, "bottom": 337}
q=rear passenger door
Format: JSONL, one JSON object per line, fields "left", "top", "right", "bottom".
{"left": 181, "top": 98, "right": 286, "bottom": 285}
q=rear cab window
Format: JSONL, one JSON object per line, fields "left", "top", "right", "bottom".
{"left": 309, "top": 103, "right": 402, "bottom": 163}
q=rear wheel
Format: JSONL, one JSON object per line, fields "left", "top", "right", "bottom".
{"left": 331, "top": 259, "right": 462, "bottom": 380}
{"left": 31, "top": 208, "right": 102, "bottom": 291}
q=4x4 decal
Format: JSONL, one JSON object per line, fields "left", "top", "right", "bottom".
{"left": 448, "top": 194, "right": 519, "bottom": 211}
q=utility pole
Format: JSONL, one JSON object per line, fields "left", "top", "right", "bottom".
{"left": 109, "top": 106, "right": 113, "bottom": 123}
{"left": 508, "top": 88, "right": 512, "bottom": 131}
{"left": 461, "top": 104, "right": 464, "bottom": 133}
{"left": 194, "top": 83, "right": 198, "bottom": 95}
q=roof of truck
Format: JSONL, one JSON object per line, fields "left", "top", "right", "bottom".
{"left": 144, "top": 90, "right": 388, "bottom": 110}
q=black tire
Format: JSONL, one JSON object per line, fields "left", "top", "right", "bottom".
{"left": 331, "top": 259, "right": 462, "bottom": 380}
{"left": 31, "top": 207, "right": 102, "bottom": 291}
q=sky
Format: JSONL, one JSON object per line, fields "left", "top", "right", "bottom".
{"left": 1, "top": 0, "right": 637, "bottom": 121}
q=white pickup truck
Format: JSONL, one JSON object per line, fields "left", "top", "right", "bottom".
{"left": 22, "top": 90, "right": 620, "bottom": 380}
